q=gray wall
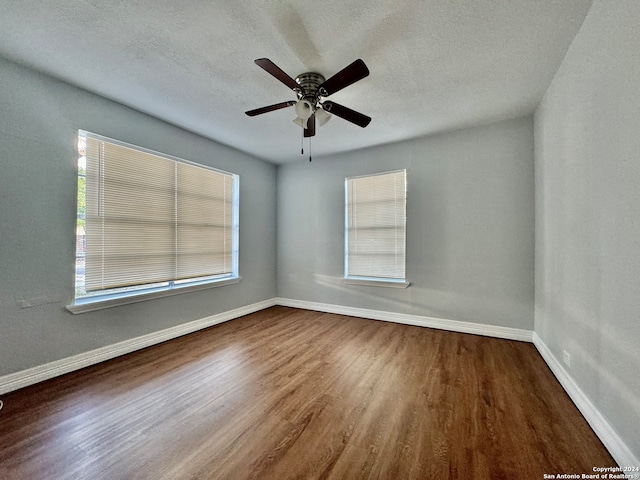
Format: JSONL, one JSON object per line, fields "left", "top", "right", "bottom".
{"left": 2, "top": 1, "right": 636, "bottom": 458}
{"left": 535, "top": 0, "right": 640, "bottom": 459}
{"left": 0, "top": 57, "right": 278, "bottom": 376}
{"left": 277, "top": 117, "right": 535, "bottom": 330}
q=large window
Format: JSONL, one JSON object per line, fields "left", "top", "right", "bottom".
{"left": 345, "top": 169, "right": 409, "bottom": 287}
{"left": 72, "top": 131, "right": 239, "bottom": 311}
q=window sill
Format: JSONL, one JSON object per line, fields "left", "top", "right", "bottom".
{"left": 66, "top": 277, "right": 241, "bottom": 314}
{"left": 343, "top": 278, "right": 411, "bottom": 289}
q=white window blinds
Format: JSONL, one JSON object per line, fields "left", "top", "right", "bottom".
{"left": 82, "top": 132, "right": 237, "bottom": 294}
{"left": 345, "top": 170, "right": 407, "bottom": 281}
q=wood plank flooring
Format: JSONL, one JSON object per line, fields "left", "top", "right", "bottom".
{"left": 0, "top": 306, "right": 615, "bottom": 479}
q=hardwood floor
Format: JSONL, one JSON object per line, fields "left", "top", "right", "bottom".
{"left": 0, "top": 307, "right": 615, "bottom": 479}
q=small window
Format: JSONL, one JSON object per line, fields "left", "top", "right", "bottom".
{"left": 345, "top": 170, "right": 409, "bottom": 287}
{"left": 72, "top": 131, "right": 239, "bottom": 309}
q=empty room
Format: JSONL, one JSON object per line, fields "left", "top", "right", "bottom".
{"left": 0, "top": 0, "right": 638, "bottom": 478}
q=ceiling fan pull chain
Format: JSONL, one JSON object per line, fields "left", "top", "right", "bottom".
{"left": 301, "top": 130, "right": 304, "bottom": 155}
{"left": 309, "top": 138, "right": 312, "bottom": 162}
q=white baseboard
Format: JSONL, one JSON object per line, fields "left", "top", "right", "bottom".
{"left": 533, "top": 333, "right": 639, "bottom": 469}
{"left": 0, "top": 298, "right": 276, "bottom": 395}
{"left": 275, "top": 297, "right": 533, "bottom": 342}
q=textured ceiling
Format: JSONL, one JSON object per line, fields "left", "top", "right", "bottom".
{"left": 0, "top": 0, "right": 593, "bottom": 163}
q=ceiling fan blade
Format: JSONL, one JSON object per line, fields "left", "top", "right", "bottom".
{"left": 304, "top": 113, "right": 316, "bottom": 137}
{"left": 318, "top": 59, "right": 369, "bottom": 97}
{"left": 321, "top": 101, "right": 371, "bottom": 128}
{"left": 245, "top": 101, "right": 296, "bottom": 117}
{"left": 254, "top": 58, "right": 299, "bottom": 91}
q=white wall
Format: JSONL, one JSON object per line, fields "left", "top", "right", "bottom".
{"left": 535, "top": 0, "right": 640, "bottom": 462}
{"left": 278, "top": 117, "right": 535, "bottom": 330}
{"left": 0, "top": 57, "right": 278, "bottom": 376}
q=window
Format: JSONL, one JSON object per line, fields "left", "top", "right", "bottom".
{"left": 71, "top": 131, "right": 239, "bottom": 311}
{"left": 345, "top": 169, "right": 409, "bottom": 288}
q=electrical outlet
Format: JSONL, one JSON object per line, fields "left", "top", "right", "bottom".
{"left": 562, "top": 350, "right": 571, "bottom": 368}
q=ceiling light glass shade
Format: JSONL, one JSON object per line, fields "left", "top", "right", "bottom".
{"left": 293, "top": 99, "right": 314, "bottom": 128}
{"left": 315, "top": 107, "right": 331, "bottom": 127}
{"left": 294, "top": 99, "right": 313, "bottom": 119}
{"left": 293, "top": 116, "right": 308, "bottom": 128}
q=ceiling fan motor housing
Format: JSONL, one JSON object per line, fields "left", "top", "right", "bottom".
{"left": 295, "top": 72, "right": 326, "bottom": 106}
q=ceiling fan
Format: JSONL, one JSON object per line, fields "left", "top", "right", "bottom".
{"left": 245, "top": 58, "right": 371, "bottom": 138}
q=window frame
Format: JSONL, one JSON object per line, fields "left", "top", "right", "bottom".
{"left": 344, "top": 169, "right": 410, "bottom": 289}
{"left": 67, "top": 130, "right": 240, "bottom": 314}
